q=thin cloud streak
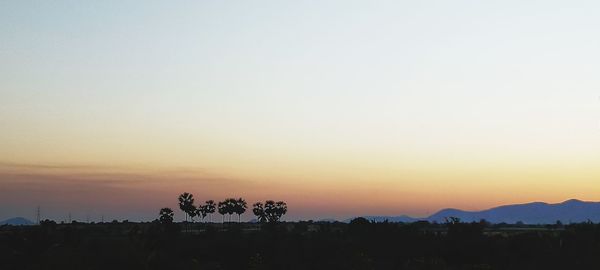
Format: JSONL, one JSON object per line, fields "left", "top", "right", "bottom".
{"left": 0, "top": 163, "right": 251, "bottom": 222}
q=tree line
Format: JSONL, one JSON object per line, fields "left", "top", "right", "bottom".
{"left": 159, "top": 192, "right": 287, "bottom": 224}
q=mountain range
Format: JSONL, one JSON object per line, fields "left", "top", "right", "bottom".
{"left": 3, "top": 199, "right": 600, "bottom": 225}
{"left": 0, "top": 217, "right": 34, "bottom": 226}
{"left": 348, "top": 199, "right": 600, "bottom": 224}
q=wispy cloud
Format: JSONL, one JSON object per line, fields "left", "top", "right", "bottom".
{"left": 0, "top": 162, "right": 254, "bottom": 221}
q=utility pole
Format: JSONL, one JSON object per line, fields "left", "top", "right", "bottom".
{"left": 68, "top": 212, "right": 72, "bottom": 223}
{"left": 36, "top": 206, "right": 40, "bottom": 225}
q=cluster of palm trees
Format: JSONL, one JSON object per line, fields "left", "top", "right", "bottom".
{"left": 177, "top": 192, "right": 218, "bottom": 223}
{"left": 252, "top": 200, "right": 288, "bottom": 223}
{"left": 158, "top": 192, "right": 287, "bottom": 224}
{"left": 217, "top": 198, "right": 247, "bottom": 222}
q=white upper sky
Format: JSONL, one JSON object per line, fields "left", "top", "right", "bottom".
{"left": 1, "top": 1, "right": 600, "bottom": 221}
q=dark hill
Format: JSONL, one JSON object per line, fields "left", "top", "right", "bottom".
{"left": 0, "top": 217, "right": 34, "bottom": 225}
{"left": 349, "top": 199, "right": 600, "bottom": 224}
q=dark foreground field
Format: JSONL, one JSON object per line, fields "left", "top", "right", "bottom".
{"left": 2, "top": 219, "right": 600, "bottom": 270}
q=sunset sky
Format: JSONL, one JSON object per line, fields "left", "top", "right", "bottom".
{"left": 1, "top": 1, "right": 600, "bottom": 222}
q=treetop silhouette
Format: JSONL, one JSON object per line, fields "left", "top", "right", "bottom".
{"left": 253, "top": 200, "right": 287, "bottom": 223}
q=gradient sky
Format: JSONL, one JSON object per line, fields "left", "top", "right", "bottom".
{"left": 1, "top": 1, "right": 600, "bottom": 222}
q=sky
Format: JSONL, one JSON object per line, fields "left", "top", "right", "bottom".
{"left": 1, "top": 0, "right": 600, "bottom": 222}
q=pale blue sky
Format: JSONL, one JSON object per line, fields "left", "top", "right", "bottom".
{"left": 1, "top": 1, "right": 600, "bottom": 221}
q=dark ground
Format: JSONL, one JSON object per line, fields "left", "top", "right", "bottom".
{"left": 2, "top": 219, "right": 600, "bottom": 270}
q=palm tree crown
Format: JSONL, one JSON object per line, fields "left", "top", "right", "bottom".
{"left": 204, "top": 200, "right": 216, "bottom": 223}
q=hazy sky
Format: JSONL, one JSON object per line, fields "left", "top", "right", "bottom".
{"left": 1, "top": 1, "right": 600, "bottom": 222}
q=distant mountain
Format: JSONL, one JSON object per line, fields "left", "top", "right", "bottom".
{"left": 0, "top": 217, "right": 34, "bottom": 226}
{"left": 427, "top": 199, "right": 600, "bottom": 224}
{"left": 348, "top": 199, "right": 600, "bottom": 225}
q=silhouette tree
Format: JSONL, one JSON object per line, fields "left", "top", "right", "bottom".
{"left": 349, "top": 217, "right": 371, "bottom": 226}
{"left": 204, "top": 200, "right": 216, "bottom": 223}
{"left": 195, "top": 205, "right": 207, "bottom": 223}
{"left": 254, "top": 200, "right": 287, "bottom": 223}
{"left": 266, "top": 200, "right": 287, "bottom": 223}
{"left": 178, "top": 193, "right": 197, "bottom": 234}
{"left": 218, "top": 201, "right": 228, "bottom": 223}
{"left": 159, "top": 208, "right": 174, "bottom": 224}
{"left": 253, "top": 202, "right": 267, "bottom": 223}
{"left": 178, "top": 192, "right": 196, "bottom": 223}
{"left": 188, "top": 205, "right": 198, "bottom": 223}
{"left": 445, "top": 216, "right": 461, "bottom": 224}
{"left": 348, "top": 217, "right": 372, "bottom": 234}
{"left": 223, "top": 198, "right": 237, "bottom": 222}
{"left": 40, "top": 219, "right": 57, "bottom": 227}
{"left": 234, "top": 198, "right": 248, "bottom": 222}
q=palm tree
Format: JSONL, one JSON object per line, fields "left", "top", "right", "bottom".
{"left": 195, "top": 205, "right": 207, "bottom": 223}
{"left": 224, "top": 198, "right": 237, "bottom": 222}
{"left": 188, "top": 205, "right": 198, "bottom": 223}
{"left": 178, "top": 192, "right": 196, "bottom": 223}
{"left": 159, "top": 208, "right": 174, "bottom": 224}
{"left": 204, "top": 200, "right": 216, "bottom": 223}
{"left": 253, "top": 202, "right": 267, "bottom": 223}
{"left": 234, "top": 198, "right": 248, "bottom": 222}
{"left": 218, "top": 201, "right": 227, "bottom": 223}
{"left": 178, "top": 193, "right": 197, "bottom": 233}
{"left": 253, "top": 200, "right": 287, "bottom": 223}
{"left": 274, "top": 201, "right": 288, "bottom": 221}
{"left": 264, "top": 200, "right": 288, "bottom": 223}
